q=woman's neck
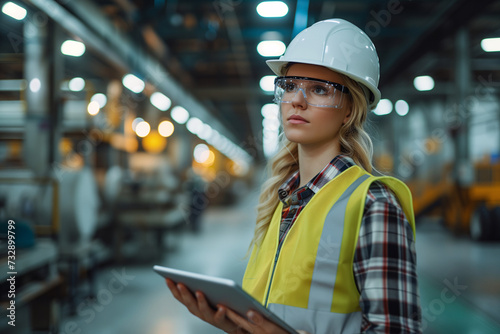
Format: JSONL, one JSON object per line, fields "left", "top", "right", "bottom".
{"left": 297, "top": 141, "right": 341, "bottom": 188}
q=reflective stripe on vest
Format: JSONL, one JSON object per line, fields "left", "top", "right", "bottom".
{"left": 308, "top": 173, "right": 370, "bottom": 310}
{"left": 242, "top": 165, "right": 416, "bottom": 334}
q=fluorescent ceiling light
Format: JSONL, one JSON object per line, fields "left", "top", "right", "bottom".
{"left": 261, "top": 103, "right": 279, "bottom": 119}
{"left": 29, "top": 78, "right": 41, "bottom": 93}
{"left": 481, "top": 37, "right": 500, "bottom": 52}
{"left": 69, "top": 77, "right": 85, "bottom": 92}
{"left": 193, "top": 144, "right": 210, "bottom": 163}
{"left": 61, "top": 40, "right": 86, "bottom": 57}
{"left": 257, "top": 40, "right": 286, "bottom": 57}
{"left": 132, "top": 117, "right": 144, "bottom": 131}
{"left": 259, "top": 75, "right": 276, "bottom": 92}
{"left": 150, "top": 92, "right": 172, "bottom": 111}
{"left": 158, "top": 120, "right": 174, "bottom": 137}
{"left": 91, "top": 93, "right": 107, "bottom": 108}
{"left": 170, "top": 106, "right": 189, "bottom": 124}
{"left": 262, "top": 118, "right": 280, "bottom": 131}
{"left": 198, "top": 123, "right": 213, "bottom": 140}
{"left": 263, "top": 136, "right": 279, "bottom": 158}
{"left": 395, "top": 100, "right": 409, "bottom": 116}
{"left": 135, "top": 121, "right": 150, "bottom": 137}
{"left": 2, "top": 2, "right": 27, "bottom": 20}
{"left": 373, "top": 99, "right": 393, "bottom": 116}
{"left": 261, "top": 103, "right": 280, "bottom": 158}
{"left": 186, "top": 117, "right": 203, "bottom": 135}
{"left": 122, "top": 74, "right": 145, "bottom": 94}
{"left": 206, "top": 129, "right": 221, "bottom": 146}
{"left": 413, "top": 75, "right": 434, "bottom": 91}
{"left": 87, "top": 101, "right": 100, "bottom": 116}
{"left": 257, "top": 1, "right": 288, "bottom": 18}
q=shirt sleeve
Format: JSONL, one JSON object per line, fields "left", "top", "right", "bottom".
{"left": 353, "top": 181, "right": 422, "bottom": 334}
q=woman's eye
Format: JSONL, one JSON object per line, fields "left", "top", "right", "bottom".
{"left": 284, "top": 83, "right": 296, "bottom": 92}
{"left": 312, "top": 85, "right": 328, "bottom": 95}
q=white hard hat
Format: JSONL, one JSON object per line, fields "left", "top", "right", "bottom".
{"left": 267, "top": 19, "right": 381, "bottom": 109}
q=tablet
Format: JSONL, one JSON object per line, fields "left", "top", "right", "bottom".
{"left": 153, "top": 265, "right": 298, "bottom": 334}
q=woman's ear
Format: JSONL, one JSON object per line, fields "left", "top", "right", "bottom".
{"left": 343, "top": 110, "right": 352, "bottom": 125}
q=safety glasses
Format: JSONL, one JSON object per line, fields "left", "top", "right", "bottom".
{"left": 273, "top": 76, "right": 350, "bottom": 109}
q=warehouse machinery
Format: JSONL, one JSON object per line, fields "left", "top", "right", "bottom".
{"left": 408, "top": 160, "right": 500, "bottom": 241}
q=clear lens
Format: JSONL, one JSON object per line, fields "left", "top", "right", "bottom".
{"left": 274, "top": 77, "right": 347, "bottom": 108}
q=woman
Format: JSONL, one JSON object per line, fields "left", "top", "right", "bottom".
{"left": 166, "top": 18, "right": 422, "bottom": 334}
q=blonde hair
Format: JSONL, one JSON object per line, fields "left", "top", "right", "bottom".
{"left": 248, "top": 72, "right": 374, "bottom": 251}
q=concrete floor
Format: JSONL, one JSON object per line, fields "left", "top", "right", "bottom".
{"left": 59, "top": 191, "right": 500, "bottom": 334}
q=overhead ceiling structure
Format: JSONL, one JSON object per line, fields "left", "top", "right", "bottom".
{"left": 1, "top": 0, "right": 500, "bottom": 160}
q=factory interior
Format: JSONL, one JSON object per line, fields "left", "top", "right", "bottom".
{"left": 1, "top": 0, "right": 500, "bottom": 333}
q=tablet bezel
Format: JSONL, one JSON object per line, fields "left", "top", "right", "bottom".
{"left": 153, "top": 265, "right": 298, "bottom": 334}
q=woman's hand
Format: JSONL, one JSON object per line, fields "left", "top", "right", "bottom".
{"left": 225, "top": 308, "right": 311, "bottom": 334}
{"left": 165, "top": 279, "right": 245, "bottom": 333}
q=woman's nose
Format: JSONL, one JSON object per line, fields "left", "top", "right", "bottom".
{"left": 291, "top": 88, "right": 308, "bottom": 109}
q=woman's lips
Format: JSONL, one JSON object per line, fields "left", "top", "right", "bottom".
{"left": 288, "top": 115, "right": 309, "bottom": 124}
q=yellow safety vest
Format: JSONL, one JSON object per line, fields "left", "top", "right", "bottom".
{"left": 242, "top": 165, "right": 416, "bottom": 333}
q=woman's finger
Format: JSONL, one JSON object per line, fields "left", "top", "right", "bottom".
{"left": 195, "top": 291, "right": 215, "bottom": 320}
{"left": 165, "top": 279, "right": 181, "bottom": 300}
{"left": 225, "top": 308, "right": 255, "bottom": 333}
{"left": 213, "top": 305, "right": 243, "bottom": 333}
{"left": 213, "top": 305, "right": 227, "bottom": 324}
{"left": 247, "top": 311, "right": 264, "bottom": 326}
{"left": 246, "top": 310, "right": 288, "bottom": 334}
{"left": 177, "top": 283, "right": 202, "bottom": 316}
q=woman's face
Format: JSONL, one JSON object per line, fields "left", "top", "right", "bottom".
{"left": 280, "top": 63, "right": 351, "bottom": 148}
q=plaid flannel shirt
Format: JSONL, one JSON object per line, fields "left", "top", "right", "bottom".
{"left": 277, "top": 155, "right": 422, "bottom": 334}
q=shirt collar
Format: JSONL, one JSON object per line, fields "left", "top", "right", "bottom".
{"left": 278, "top": 154, "right": 356, "bottom": 204}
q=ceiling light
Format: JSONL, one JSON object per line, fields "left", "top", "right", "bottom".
{"left": 263, "top": 136, "right": 279, "bottom": 158}
{"left": 2, "top": 2, "right": 27, "bottom": 20}
{"left": 261, "top": 103, "right": 280, "bottom": 158}
{"left": 256, "top": 1, "right": 288, "bottom": 18}
{"left": 413, "top": 75, "right": 434, "bottom": 91}
{"left": 150, "top": 92, "right": 172, "bottom": 111}
{"left": 257, "top": 40, "right": 286, "bottom": 57}
{"left": 201, "top": 150, "right": 215, "bottom": 167}
{"left": 91, "top": 93, "right": 107, "bottom": 108}
{"left": 207, "top": 129, "right": 220, "bottom": 146}
{"left": 261, "top": 103, "right": 279, "bottom": 119}
{"left": 135, "top": 121, "right": 150, "bottom": 137}
{"left": 122, "top": 74, "right": 145, "bottom": 94}
{"left": 170, "top": 106, "right": 189, "bottom": 124}
{"left": 395, "top": 100, "right": 409, "bottom": 116}
{"left": 132, "top": 117, "right": 144, "bottom": 131}
{"left": 481, "top": 37, "right": 500, "bottom": 52}
{"left": 61, "top": 40, "right": 86, "bottom": 57}
{"left": 193, "top": 144, "right": 210, "bottom": 163}
{"left": 87, "top": 101, "right": 100, "bottom": 116}
{"left": 142, "top": 130, "right": 167, "bottom": 154}
{"left": 262, "top": 118, "right": 280, "bottom": 131}
{"left": 259, "top": 75, "right": 276, "bottom": 92}
{"left": 158, "top": 120, "right": 174, "bottom": 137}
{"left": 198, "top": 123, "right": 213, "bottom": 140}
{"left": 69, "top": 77, "right": 85, "bottom": 92}
{"left": 29, "top": 78, "right": 41, "bottom": 93}
{"left": 373, "top": 99, "right": 393, "bottom": 116}
{"left": 186, "top": 117, "right": 203, "bottom": 135}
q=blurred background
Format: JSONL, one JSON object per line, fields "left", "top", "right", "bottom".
{"left": 0, "top": 0, "right": 500, "bottom": 333}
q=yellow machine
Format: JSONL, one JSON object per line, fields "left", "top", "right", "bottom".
{"left": 408, "top": 161, "right": 500, "bottom": 241}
